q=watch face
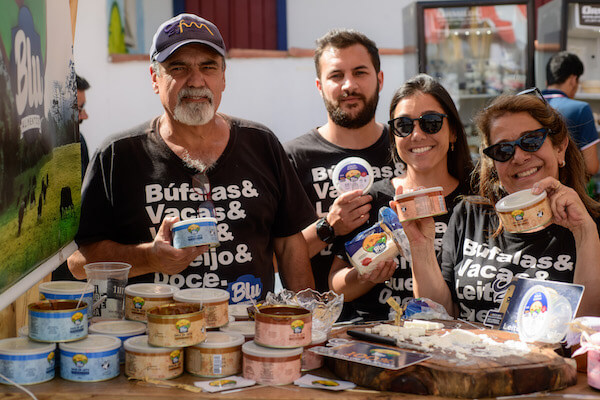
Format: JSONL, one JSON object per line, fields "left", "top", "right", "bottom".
{"left": 317, "top": 218, "right": 334, "bottom": 243}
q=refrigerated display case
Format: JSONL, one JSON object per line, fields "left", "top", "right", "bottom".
{"left": 403, "top": 1, "right": 535, "bottom": 149}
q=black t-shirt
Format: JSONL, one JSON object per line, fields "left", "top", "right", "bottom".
{"left": 332, "top": 179, "right": 470, "bottom": 320}
{"left": 284, "top": 127, "right": 405, "bottom": 292}
{"left": 442, "top": 199, "right": 600, "bottom": 323}
{"left": 75, "top": 115, "right": 316, "bottom": 303}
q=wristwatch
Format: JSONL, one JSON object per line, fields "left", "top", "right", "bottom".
{"left": 316, "top": 217, "right": 336, "bottom": 244}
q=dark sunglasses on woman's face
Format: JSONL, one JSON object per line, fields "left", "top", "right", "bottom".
{"left": 388, "top": 112, "right": 448, "bottom": 137}
{"left": 482, "top": 127, "right": 552, "bottom": 162}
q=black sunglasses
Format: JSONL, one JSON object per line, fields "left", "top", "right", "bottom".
{"left": 192, "top": 172, "right": 216, "bottom": 218}
{"left": 482, "top": 128, "right": 552, "bottom": 162}
{"left": 516, "top": 87, "right": 548, "bottom": 105}
{"left": 388, "top": 112, "right": 448, "bottom": 137}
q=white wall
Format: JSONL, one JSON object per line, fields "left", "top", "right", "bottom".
{"left": 74, "top": 0, "right": 413, "bottom": 155}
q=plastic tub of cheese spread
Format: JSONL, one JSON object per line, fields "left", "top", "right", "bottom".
{"left": 38, "top": 281, "right": 93, "bottom": 319}
{"left": 173, "top": 288, "right": 230, "bottom": 329}
{"left": 242, "top": 340, "right": 303, "bottom": 385}
{"left": 185, "top": 331, "right": 245, "bottom": 378}
{"left": 393, "top": 187, "right": 447, "bottom": 222}
{"left": 254, "top": 305, "right": 312, "bottom": 349}
{"left": 345, "top": 222, "right": 400, "bottom": 275}
{"left": 89, "top": 320, "right": 146, "bottom": 364}
{"left": 301, "top": 330, "right": 328, "bottom": 371}
{"left": 124, "top": 335, "right": 183, "bottom": 380}
{"left": 332, "top": 157, "right": 374, "bottom": 194}
{"left": 0, "top": 338, "right": 56, "bottom": 385}
{"left": 495, "top": 189, "right": 552, "bottom": 233}
{"left": 147, "top": 303, "right": 206, "bottom": 347}
{"left": 28, "top": 300, "right": 88, "bottom": 343}
{"left": 172, "top": 217, "right": 219, "bottom": 249}
{"left": 517, "top": 285, "right": 572, "bottom": 343}
{"left": 59, "top": 334, "right": 120, "bottom": 382}
{"left": 124, "top": 283, "right": 179, "bottom": 322}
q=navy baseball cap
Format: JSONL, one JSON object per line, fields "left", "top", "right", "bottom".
{"left": 150, "top": 14, "right": 226, "bottom": 62}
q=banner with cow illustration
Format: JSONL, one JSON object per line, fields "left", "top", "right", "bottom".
{"left": 0, "top": 0, "right": 80, "bottom": 308}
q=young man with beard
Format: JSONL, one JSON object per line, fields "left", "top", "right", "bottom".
{"left": 285, "top": 29, "right": 404, "bottom": 299}
{"left": 67, "top": 14, "right": 315, "bottom": 304}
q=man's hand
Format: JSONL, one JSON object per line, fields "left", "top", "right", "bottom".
{"left": 146, "top": 217, "right": 209, "bottom": 275}
{"left": 327, "top": 189, "right": 372, "bottom": 236}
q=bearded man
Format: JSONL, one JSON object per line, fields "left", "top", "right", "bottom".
{"left": 284, "top": 29, "right": 405, "bottom": 303}
{"left": 67, "top": 14, "right": 316, "bottom": 303}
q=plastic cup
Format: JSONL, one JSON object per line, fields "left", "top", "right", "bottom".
{"left": 84, "top": 262, "right": 131, "bottom": 321}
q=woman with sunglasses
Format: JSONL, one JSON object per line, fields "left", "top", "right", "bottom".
{"left": 328, "top": 74, "right": 474, "bottom": 320}
{"left": 399, "top": 92, "right": 600, "bottom": 321}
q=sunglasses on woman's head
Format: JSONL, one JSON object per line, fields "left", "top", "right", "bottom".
{"left": 388, "top": 112, "right": 447, "bottom": 137}
{"left": 482, "top": 128, "right": 552, "bottom": 162}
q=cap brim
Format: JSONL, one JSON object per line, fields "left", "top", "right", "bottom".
{"left": 153, "top": 39, "right": 225, "bottom": 62}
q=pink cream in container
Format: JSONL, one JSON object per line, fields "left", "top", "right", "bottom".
{"left": 393, "top": 186, "right": 447, "bottom": 222}
{"left": 242, "top": 341, "right": 303, "bottom": 385}
{"left": 495, "top": 188, "right": 552, "bottom": 233}
{"left": 254, "top": 305, "right": 312, "bottom": 348}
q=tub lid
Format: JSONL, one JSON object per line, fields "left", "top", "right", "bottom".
{"left": 516, "top": 285, "right": 571, "bottom": 343}
{"left": 125, "top": 283, "right": 179, "bottom": 297}
{"left": 39, "top": 281, "right": 93, "bottom": 294}
{"left": 332, "top": 157, "right": 374, "bottom": 195}
{"left": 89, "top": 320, "right": 147, "bottom": 336}
{"left": 219, "top": 321, "right": 255, "bottom": 337}
{"left": 229, "top": 303, "right": 251, "bottom": 318}
{"left": 495, "top": 188, "right": 547, "bottom": 212}
{"left": 242, "top": 340, "right": 303, "bottom": 358}
{"left": 393, "top": 186, "right": 444, "bottom": 201}
{"left": 0, "top": 337, "right": 55, "bottom": 355}
{"left": 172, "top": 217, "right": 217, "bottom": 229}
{"left": 59, "top": 334, "right": 121, "bottom": 352}
{"left": 193, "top": 331, "right": 245, "bottom": 349}
{"left": 173, "top": 288, "right": 230, "bottom": 303}
{"left": 123, "top": 335, "right": 178, "bottom": 353}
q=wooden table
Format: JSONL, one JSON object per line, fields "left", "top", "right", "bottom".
{"left": 0, "top": 369, "right": 598, "bottom": 399}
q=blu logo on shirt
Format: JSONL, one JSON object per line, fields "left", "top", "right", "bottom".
{"left": 228, "top": 274, "right": 262, "bottom": 303}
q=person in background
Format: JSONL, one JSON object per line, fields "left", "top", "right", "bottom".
{"left": 67, "top": 13, "right": 315, "bottom": 303}
{"left": 542, "top": 51, "right": 599, "bottom": 176}
{"left": 76, "top": 74, "right": 91, "bottom": 179}
{"left": 284, "top": 29, "right": 404, "bottom": 305}
{"left": 401, "top": 90, "right": 600, "bottom": 322}
{"left": 328, "top": 74, "right": 474, "bottom": 320}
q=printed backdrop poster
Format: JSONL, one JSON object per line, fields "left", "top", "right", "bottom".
{"left": 0, "top": 0, "right": 79, "bottom": 303}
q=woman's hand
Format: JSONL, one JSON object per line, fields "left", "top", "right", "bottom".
{"left": 357, "top": 259, "right": 396, "bottom": 284}
{"left": 532, "top": 177, "right": 595, "bottom": 236}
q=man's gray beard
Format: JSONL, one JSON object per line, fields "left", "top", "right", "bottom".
{"left": 173, "top": 88, "right": 215, "bottom": 126}
{"left": 181, "top": 149, "right": 214, "bottom": 173}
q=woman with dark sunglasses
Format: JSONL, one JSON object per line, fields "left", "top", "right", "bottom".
{"left": 327, "top": 74, "right": 474, "bottom": 320}
{"left": 399, "top": 92, "right": 600, "bottom": 321}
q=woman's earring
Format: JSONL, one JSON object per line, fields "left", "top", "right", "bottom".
{"left": 450, "top": 142, "right": 455, "bottom": 152}
{"left": 560, "top": 160, "right": 566, "bottom": 168}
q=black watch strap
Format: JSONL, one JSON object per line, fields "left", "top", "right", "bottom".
{"left": 316, "top": 217, "right": 336, "bottom": 244}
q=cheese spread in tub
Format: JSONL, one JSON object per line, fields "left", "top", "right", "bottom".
{"left": 147, "top": 303, "right": 206, "bottom": 347}
{"left": 185, "top": 331, "right": 245, "bottom": 377}
{"left": 242, "top": 340, "right": 302, "bottom": 385}
{"left": 38, "top": 281, "right": 93, "bottom": 319}
{"left": 59, "top": 334, "right": 120, "bottom": 382}
{"left": 89, "top": 320, "right": 146, "bottom": 364}
{"left": 173, "top": 288, "right": 229, "bottom": 328}
{"left": 393, "top": 186, "right": 447, "bottom": 222}
{"left": 124, "top": 283, "right": 179, "bottom": 322}
{"left": 0, "top": 338, "right": 56, "bottom": 385}
{"left": 172, "top": 217, "right": 219, "bottom": 249}
{"left": 254, "top": 305, "right": 312, "bottom": 348}
{"left": 331, "top": 157, "right": 374, "bottom": 194}
{"left": 495, "top": 188, "right": 552, "bottom": 233}
{"left": 124, "top": 335, "right": 183, "bottom": 380}
{"left": 28, "top": 300, "right": 88, "bottom": 343}
{"left": 517, "top": 285, "right": 572, "bottom": 343}
{"left": 345, "top": 222, "right": 400, "bottom": 275}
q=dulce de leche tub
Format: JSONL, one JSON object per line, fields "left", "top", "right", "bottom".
{"left": 185, "top": 331, "right": 245, "bottom": 378}
{"left": 28, "top": 300, "right": 88, "bottom": 343}
{"left": 393, "top": 186, "right": 447, "bottom": 222}
{"left": 59, "top": 334, "right": 121, "bottom": 382}
{"left": 171, "top": 217, "right": 219, "bottom": 249}
{"left": 495, "top": 188, "right": 552, "bottom": 233}
{"left": 147, "top": 303, "right": 206, "bottom": 347}
{"left": 254, "top": 305, "right": 312, "bottom": 348}
{"left": 38, "top": 281, "right": 93, "bottom": 319}
{"left": 124, "top": 283, "right": 179, "bottom": 322}
{"left": 89, "top": 320, "right": 146, "bottom": 364}
{"left": 0, "top": 338, "right": 56, "bottom": 385}
{"left": 173, "top": 288, "right": 230, "bottom": 329}
{"left": 301, "top": 330, "right": 328, "bottom": 371}
{"left": 124, "top": 335, "right": 183, "bottom": 380}
{"left": 242, "top": 341, "right": 303, "bottom": 385}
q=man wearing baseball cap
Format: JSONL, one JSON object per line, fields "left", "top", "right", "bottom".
{"left": 68, "top": 14, "right": 316, "bottom": 303}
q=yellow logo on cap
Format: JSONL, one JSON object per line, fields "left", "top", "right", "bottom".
{"left": 178, "top": 20, "right": 214, "bottom": 36}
